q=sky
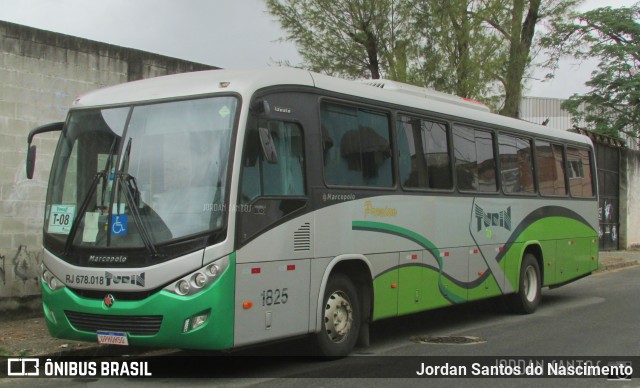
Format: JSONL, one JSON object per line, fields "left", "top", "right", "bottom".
{"left": 1, "top": 0, "right": 637, "bottom": 99}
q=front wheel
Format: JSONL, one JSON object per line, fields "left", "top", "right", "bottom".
{"left": 314, "top": 273, "right": 360, "bottom": 357}
{"left": 508, "top": 253, "right": 541, "bottom": 314}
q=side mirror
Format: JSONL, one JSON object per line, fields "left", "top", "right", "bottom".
{"left": 26, "top": 145, "right": 37, "bottom": 179}
{"left": 258, "top": 127, "right": 278, "bottom": 164}
{"left": 26, "top": 122, "right": 64, "bottom": 179}
{"left": 251, "top": 100, "right": 271, "bottom": 116}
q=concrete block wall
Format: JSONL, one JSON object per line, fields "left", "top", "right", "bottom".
{"left": 0, "top": 20, "right": 215, "bottom": 304}
{"left": 621, "top": 149, "right": 640, "bottom": 249}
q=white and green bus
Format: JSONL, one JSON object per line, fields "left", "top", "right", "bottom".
{"left": 28, "top": 68, "right": 598, "bottom": 356}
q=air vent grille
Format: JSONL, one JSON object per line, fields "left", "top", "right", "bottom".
{"left": 65, "top": 310, "right": 162, "bottom": 335}
{"left": 293, "top": 222, "right": 311, "bottom": 252}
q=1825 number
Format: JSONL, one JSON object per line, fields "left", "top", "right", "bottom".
{"left": 261, "top": 288, "right": 288, "bottom": 306}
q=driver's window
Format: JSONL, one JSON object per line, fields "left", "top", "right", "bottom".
{"left": 241, "top": 120, "right": 305, "bottom": 203}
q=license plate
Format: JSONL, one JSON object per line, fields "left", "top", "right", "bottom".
{"left": 97, "top": 331, "right": 129, "bottom": 346}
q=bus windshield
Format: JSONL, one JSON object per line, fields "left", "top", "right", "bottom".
{"left": 44, "top": 96, "right": 237, "bottom": 262}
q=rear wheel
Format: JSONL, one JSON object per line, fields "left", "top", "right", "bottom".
{"left": 508, "top": 253, "right": 541, "bottom": 314}
{"left": 314, "top": 273, "right": 360, "bottom": 357}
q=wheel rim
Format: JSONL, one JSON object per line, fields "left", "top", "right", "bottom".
{"left": 523, "top": 265, "right": 538, "bottom": 303}
{"left": 324, "top": 290, "right": 353, "bottom": 343}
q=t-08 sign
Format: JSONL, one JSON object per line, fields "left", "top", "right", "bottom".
{"left": 48, "top": 205, "right": 75, "bottom": 235}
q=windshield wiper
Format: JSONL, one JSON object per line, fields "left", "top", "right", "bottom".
{"left": 108, "top": 138, "right": 159, "bottom": 258}
{"left": 64, "top": 139, "right": 118, "bottom": 255}
{"left": 100, "top": 138, "right": 118, "bottom": 212}
{"left": 113, "top": 171, "right": 158, "bottom": 257}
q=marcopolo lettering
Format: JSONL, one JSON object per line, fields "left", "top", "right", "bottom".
{"left": 475, "top": 205, "right": 511, "bottom": 232}
{"left": 105, "top": 271, "right": 145, "bottom": 287}
{"left": 88, "top": 255, "right": 127, "bottom": 264}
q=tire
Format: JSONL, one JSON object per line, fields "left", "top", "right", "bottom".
{"left": 508, "top": 253, "right": 541, "bottom": 314}
{"left": 314, "top": 273, "right": 361, "bottom": 358}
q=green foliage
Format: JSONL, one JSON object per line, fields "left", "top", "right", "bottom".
{"left": 406, "top": 0, "right": 507, "bottom": 101}
{"left": 545, "top": 4, "right": 639, "bottom": 139}
{"left": 265, "top": 0, "right": 579, "bottom": 116}
{"left": 264, "top": 0, "right": 412, "bottom": 80}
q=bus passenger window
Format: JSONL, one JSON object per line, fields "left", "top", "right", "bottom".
{"left": 498, "top": 134, "right": 535, "bottom": 194}
{"left": 453, "top": 125, "right": 497, "bottom": 192}
{"left": 535, "top": 141, "right": 567, "bottom": 196}
{"left": 567, "top": 147, "right": 594, "bottom": 197}
{"left": 397, "top": 115, "right": 452, "bottom": 190}
{"left": 320, "top": 103, "right": 392, "bottom": 187}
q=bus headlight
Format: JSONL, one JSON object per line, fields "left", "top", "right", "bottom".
{"left": 165, "top": 255, "right": 229, "bottom": 296}
{"left": 176, "top": 280, "right": 190, "bottom": 295}
{"left": 193, "top": 273, "right": 207, "bottom": 288}
{"left": 207, "top": 264, "right": 219, "bottom": 277}
{"left": 42, "top": 266, "right": 65, "bottom": 291}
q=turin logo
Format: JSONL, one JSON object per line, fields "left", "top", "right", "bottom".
{"left": 105, "top": 271, "right": 145, "bottom": 287}
{"left": 475, "top": 205, "right": 511, "bottom": 232}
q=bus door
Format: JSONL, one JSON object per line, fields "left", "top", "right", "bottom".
{"left": 234, "top": 95, "right": 315, "bottom": 347}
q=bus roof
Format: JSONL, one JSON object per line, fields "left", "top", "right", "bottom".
{"left": 72, "top": 67, "right": 592, "bottom": 146}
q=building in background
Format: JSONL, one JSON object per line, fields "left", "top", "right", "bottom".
{"left": 520, "top": 97, "right": 638, "bottom": 150}
{"left": 521, "top": 97, "right": 640, "bottom": 251}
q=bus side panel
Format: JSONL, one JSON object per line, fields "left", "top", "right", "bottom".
{"left": 439, "top": 247, "right": 470, "bottom": 303}
{"left": 557, "top": 236, "right": 595, "bottom": 283}
{"left": 398, "top": 250, "right": 424, "bottom": 315}
{"left": 420, "top": 265, "right": 458, "bottom": 309}
{"left": 539, "top": 240, "right": 558, "bottom": 286}
{"left": 508, "top": 215, "right": 598, "bottom": 286}
{"left": 576, "top": 237, "right": 597, "bottom": 274}
{"left": 370, "top": 252, "right": 399, "bottom": 320}
{"left": 233, "top": 259, "right": 311, "bottom": 348}
{"left": 309, "top": 256, "right": 332, "bottom": 333}
{"left": 499, "top": 242, "right": 524, "bottom": 295}
{"left": 468, "top": 253, "right": 502, "bottom": 302}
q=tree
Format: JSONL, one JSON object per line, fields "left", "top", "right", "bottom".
{"left": 478, "top": 0, "right": 580, "bottom": 118}
{"left": 265, "top": 0, "right": 512, "bottom": 103}
{"left": 500, "top": 0, "right": 542, "bottom": 117}
{"left": 265, "top": 0, "right": 578, "bottom": 117}
{"left": 407, "top": 0, "right": 506, "bottom": 101}
{"left": 264, "top": 0, "right": 412, "bottom": 80}
{"left": 544, "top": 4, "right": 640, "bottom": 140}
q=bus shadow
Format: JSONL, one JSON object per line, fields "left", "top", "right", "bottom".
{"left": 172, "top": 291, "right": 585, "bottom": 360}
{"left": 141, "top": 292, "right": 592, "bottom": 379}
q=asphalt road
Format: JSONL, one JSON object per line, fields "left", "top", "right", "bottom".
{"left": 3, "top": 266, "right": 639, "bottom": 387}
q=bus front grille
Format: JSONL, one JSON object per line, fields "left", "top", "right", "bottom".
{"left": 65, "top": 311, "right": 163, "bottom": 335}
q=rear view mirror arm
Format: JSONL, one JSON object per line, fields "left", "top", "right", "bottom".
{"left": 26, "top": 122, "right": 64, "bottom": 179}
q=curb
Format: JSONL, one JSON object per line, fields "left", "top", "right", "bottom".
{"left": 597, "top": 260, "right": 639, "bottom": 273}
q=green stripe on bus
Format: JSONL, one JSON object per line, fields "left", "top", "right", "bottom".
{"left": 352, "top": 220, "right": 466, "bottom": 304}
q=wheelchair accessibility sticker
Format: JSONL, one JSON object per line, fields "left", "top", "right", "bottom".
{"left": 111, "top": 215, "right": 128, "bottom": 236}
